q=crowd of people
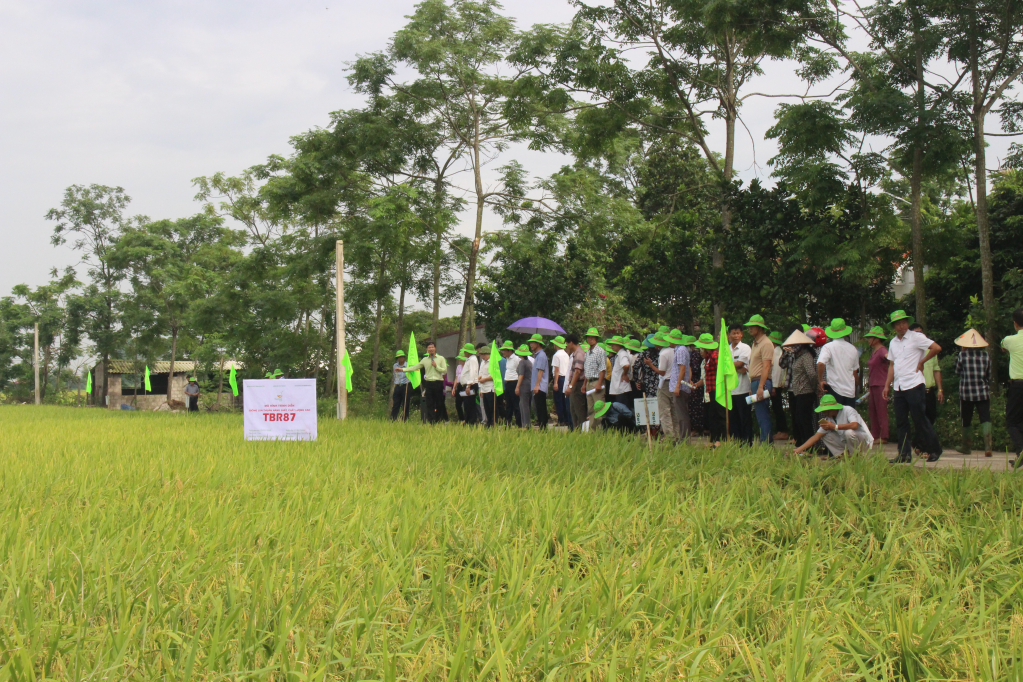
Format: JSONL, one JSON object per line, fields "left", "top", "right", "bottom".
{"left": 388, "top": 308, "right": 1023, "bottom": 467}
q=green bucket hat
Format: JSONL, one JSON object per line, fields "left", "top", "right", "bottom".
{"left": 625, "top": 339, "right": 643, "bottom": 352}
{"left": 657, "top": 325, "right": 670, "bottom": 334}
{"left": 593, "top": 400, "right": 612, "bottom": 418}
{"left": 527, "top": 333, "right": 545, "bottom": 345}
{"left": 695, "top": 333, "right": 717, "bottom": 349}
{"left": 395, "top": 350, "right": 406, "bottom": 358}
{"left": 264, "top": 369, "right": 283, "bottom": 378}
{"left": 887, "top": 310, "right": 914, "bottom": 328}
{"left": 188, "top": 376, "right": 198, "bottom": 382}
{"left": 461, "top": 343, "right": 477, "bottom": 355}
{"left": 650, "top": 333, "right": 670, "bottom": 347}
{"left": 608, "top": 335, "right": 625, "bottom": 348}
{"left": 456, "top": 353, "right": 468, "bottom": 361}
{"left": 598, "top": 342, "right": 611, "bottom": 353}
{"left": 584, "top": 327, "right": 601, "bottom": 339}
{"left": 825, "top": 318, "right": 853, "bottom": 339}
{"left": 478, "top": 344, "right": 491, "bottom": 354}
{"left": 815, "top": 394, "right": 843, "bottom": 413}
{"left": 744, "top": 314, "right": 768, "bottom": 329}
{"left": 551, "top": 335, "right": 566, "bottom": 349}
{"left": 500, "top": 339, "right": 515, "bottom": 350}
{"left": 801, "top": 324, "right": 811, "bottom": 332}
{"left": 514, "top": 344, "right": 531, "bottom": 357}
{"left": 682, "top": 335, "right": 696, "bottom": 346}
{"left": 863, "top": 325, "right": 887, "bottom": 341}
{"left": 667, "top": 329, "right": 685, "bottom": 344}
{"left": 768, "top": 331, "right": 784, "bottom": 345}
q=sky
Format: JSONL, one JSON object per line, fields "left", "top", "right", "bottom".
{"left": 0, "top": 0, "right": 1014, "bottom": 316}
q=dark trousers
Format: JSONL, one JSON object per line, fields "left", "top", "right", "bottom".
{"left": 925, "top": 386, "right": 938, "bottom": 425}
{"left": 729, "top": 394, "right": 753, "bottom": 445}
{"left": 611, "top": 390, "right": 635, "bottom": 412}
{"left": 771, "top": 389, "right": 787, "bottom": 433}
{"left": 706, "top": 399, "right": 727, "bottom": 443}
{"left": 790, "top": 392, "right": 818, "bottom": 448}
{"left": 894, "top": 384, "right": 942, "bottom": 459}
{"left": 826, "top": 387, "right": 857, "bottom": 407}
{"left": 552, "top": 377, "right": 571, "bottom": 427}
{"left": 480, "top": 392, "right": 496, "bottom": 427}
{"left": 390, "top": 384, "right": 411, "bottom": 421}
{"left": 506, "top": 387, "right": 521, "bottom": 426}
{"left": 454, "top": 385, "right": 465, "bottom": 423}
{"left": 1007, "top": 381, "right": 1023, "bottom": 456}
{"left": 961, "top": 399, "right": 990, "bottom": 427}
{"left": 463, "top": 386, "right": 479, "bottom": 426}
{"left": 187, "top": 395, "right": 199, "bottom": 412}
{"left": 423, "top": 380, "right": 445, "bottom": 424}
{"left": 534, "top": 390, "right": 549, "bottom": 429}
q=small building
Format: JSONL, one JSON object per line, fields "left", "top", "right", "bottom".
{"left": 95, "top": 360, "right": 243, "bottom": 411}
{"left": 434, "top": 325, "right": 489, "bottom": 382}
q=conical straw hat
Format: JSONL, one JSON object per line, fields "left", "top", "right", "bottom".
{"left": 954, "top": 328, "right": 989, "bottom": 348}
{"left": 782, "top": 330, "right": 814, "bottom": 347}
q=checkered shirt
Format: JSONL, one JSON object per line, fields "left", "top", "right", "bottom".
{"left": 584, "top": 345, "right": 608, "bottom": 380}
{"left": 954, "top": 349, "right": 990, "bottom": 402}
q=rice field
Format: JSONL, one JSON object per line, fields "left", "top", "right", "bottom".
{"left": 2, "top": 406, "right": 1023, "bottom": 680}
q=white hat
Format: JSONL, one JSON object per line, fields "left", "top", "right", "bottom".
{"left": 954, "top": 328, "right": 989, "bottom": 348}
{"left": 782, "top": 330, "right": 814, "bottom": 347}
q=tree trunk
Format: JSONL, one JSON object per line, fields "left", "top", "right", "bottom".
{"left": 910, "top": 36, "right": 927, "bottom": 326}
{"left": 459, "top": 115, "right": 485, "bottom": 351}
{"left": 713, "top": 62, "right": 737, "bottom": 330}
{"left": 217, "top": 355, "right": 225, "bottom": 408}
{"left": 970, "top": 28, "right": 999, "bottom": 390}
{"left": 167, "top": 327, "right": 178, "bottom": 403}
{"left": 41, "top": 345, "right": 52, "bottom": 401}
{"left": 432, "top": 180, "right": 444, "bottom": 342}
{"left": 368, "top": 253, "right": 388, "bottom": 405}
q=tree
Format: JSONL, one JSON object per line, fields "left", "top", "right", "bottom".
{"left": 350, "top": 0, "right": 534, "bottom": 348}
{"left": 46, "top": 185, "right": 143, "bottom": 404}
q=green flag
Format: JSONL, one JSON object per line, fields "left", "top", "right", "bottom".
{"left": 144, "top": 365, "right": 152, "bottom": 393}
{"left": 715, "top": 318, "right": 738, "bottom": 410}
{"left": 489, "top": 340, "right": 504, "bottom": 397}
{"left": 85, "top": 370, "right": 92, "bottom": 394}
{"left": 342, "top": 349, "right": 353, "bottom": 392}
{"left": 229, "top": 365, "right": 238, "bottom": 397}
{"left": 407, "top": 332, "right": 421, "bottom": 389}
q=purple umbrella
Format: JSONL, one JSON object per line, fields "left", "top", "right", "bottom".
{"left": 507, "top": 317, "right": 566, "bottom": 336}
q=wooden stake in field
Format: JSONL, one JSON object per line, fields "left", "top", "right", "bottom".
{"left": 642, "top": 395, "right": 653, "bottom": 454}
{"left": 336, "top": 240, "right": 347, "bottom": 420}
{"left": 34, "top": 322, "right": 40, "bottom": 405}
{"left": 402, "top": 372, "right": 411, "bottom": 422}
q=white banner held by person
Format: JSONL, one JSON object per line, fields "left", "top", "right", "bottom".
{"left": 243, "top": 379, "right": 318, "bottom": 441}
{"left": 634, "top": 396, "right": 660, "bottom": 426}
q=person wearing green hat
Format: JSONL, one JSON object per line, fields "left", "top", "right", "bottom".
{"left": 644, "top": 332, "right": 676, "bottom": 440}
{"left": 514, "top": 344, "right": 535, "bottom": 429}
{"left": 399, "top": 340, "right": 448, "bottom": 424}
{"left": 883, "top": 310, "right": 943, "bottom": 463}
{"left": 499, "top": 340, "right": 520, "bottom": 426}
{"left": 632, "top": 338, "right": 660, "bottom": 425}
{"left": 666, "top": 329, "right": 693, "bottom": 442}
{"left": 526, "top": 334, "right": 550, "bottom": 430}
{"left": 185, "top": 376, "right": 201, "bottom": 412}
{"left": 727, "top": 324, "right": 754, "bottom": 445}
{"left": 743, "top": 314, "right": 775, "bottom": 444}
{"left": 693, "top": 333, "right": 726, "bottom": 446}
{"left": 451, "top": 352, "right": 468, "bottom": 423}
{"left": 390, "top": 350, "right": 412, "bottom": 422}
{"left": 863, "top": 326, "right": 889, "bottom": 443}
{"left": 564, "top": 334, "right": 587, "bottom": 430}
{"left": 458, "top": 343, "right": 481, "bottom": 426}
{"left": 582, "top": 327, "right": 608, "bottom": 429}
{"left": 590, "top": 399, "right": 636, "bottom": 433}
{"left": 767, "top": 331, "right": 788, "bottom": 440}
{"left": 792, "top": 394, "right": 874, "bottom": 457}
{"left": 608, "top": 336, "right": 634, "bottom": 413}
{"left": 550, "top": 335, "right": 572, "bottom": 429}
{"left": 816, "top": 318, "right": 861, "bottom": 408}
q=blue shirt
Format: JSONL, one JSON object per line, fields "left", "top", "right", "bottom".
{"left": 531, "top": 349, "right": 550, "bottom": 392}
{"left": 498, "top": 357, "right": 507, "bottom": 379}
{"left": 669, "top": 345, "right": 692, "bottom": 393}
{"left": 605, "top": 402, "right": 634, "bottom": 425}
{"left": 393, "top": 362, "right": 409, "bottom": 385}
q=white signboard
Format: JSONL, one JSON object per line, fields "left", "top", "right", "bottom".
{"left": 634, "top": 396, "right": 660, "bottom": 427}
{"left": 243, "top": 379, "right": 318, "bottom": 441}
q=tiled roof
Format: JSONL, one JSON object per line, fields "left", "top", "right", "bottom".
{"left": 106, "top": 360, "right": 243, "bottom": 374}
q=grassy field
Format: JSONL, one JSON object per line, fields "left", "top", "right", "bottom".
{"left": 2, "top": 407, "right": 1023, "bottom": 680}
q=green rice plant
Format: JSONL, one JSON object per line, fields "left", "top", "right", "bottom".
{"left": 1, "top": 405, "right": 1023, "bottom": 680}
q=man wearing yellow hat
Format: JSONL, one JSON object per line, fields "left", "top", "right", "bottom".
{"left": 953, "top": 328, "right": 992, "bottom": 456}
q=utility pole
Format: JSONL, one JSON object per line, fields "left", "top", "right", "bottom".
{"left": 336, "top": 240, "right": 347, "bottom": 420}
{"left": 34, "top": 323, "right": 40, "bottom": 405}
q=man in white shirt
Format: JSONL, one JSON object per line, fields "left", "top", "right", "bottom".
{"left": 817, "top": 318, "right": 861, "bottom": 406}
{"left": 459, "top": 342, "right": 480, "bottom": 426}
{"left": 550, "top": 336, "right": 573, "bottom": 428}
{"left": 882, "top": 310, "right": 942, "bottom": 463}
{"left": 728, "top": 324, "right": 753, "bottom": 445}
{"left": 645, "top": 332, "right": 676, "bottom": 440}
{"left": 500, "top": 340, "right": 521, "bottom": 426}
{"left": 477, "top": 343, "right": 496, "bottom": 427}
{"left": 793, "top": 394, "right": 874, "bottom": 457}
{"left": 607, "top": 336, "right": 634, "bottom": 410}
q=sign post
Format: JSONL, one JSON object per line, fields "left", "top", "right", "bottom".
{"left": 243, "top": 379, "right": 318, "bottom": 440}
{"left": 336, "top": 240, "right": 347, "bottom": 420}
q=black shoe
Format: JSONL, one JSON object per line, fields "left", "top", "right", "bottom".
{"left": 926, "top": 453, "right": 942, "bottom": 463}
{"left": 889, "top": 455, "right": 913, "bottom": 464}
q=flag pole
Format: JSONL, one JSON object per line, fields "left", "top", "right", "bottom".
{"left": 644, "top": 396, "right": 653, "bottom": 453}
{"left": 336, "top": 240, "right": 346, "bottom": 420}
{"left": 403, "top": 373, "right": 410, "bottom": 421}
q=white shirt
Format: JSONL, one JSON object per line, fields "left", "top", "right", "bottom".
{"left": 658, "top": 347, "right": 674, "bottom": 388}
{"left": 552, "top": 349, "right": 571, "bottom": 389}
{"left": 609, "top": 348, "right": 632, "bottom": 395}
{"left": 817, "top": 338, "right": 861, "bottom": 399}
{"left": 771, "top": 346, "right": 785, "bottom": 387}
{"left": 461, "top": 355, "right": 479, "bottom": 386}
{"left": 817, "top": 405, "right": 874, "bottom": 454}
{"left": 730, "top": 341, "right": 752, "bottom": 395}
{"left": 889, "top": 330, "right": 934, "bottom": 391}
{"left": 503, "top": 354, "right": 519, "bottom": 381}
{"left": 478, "top": 357, "right": 493, "bottom": 393}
